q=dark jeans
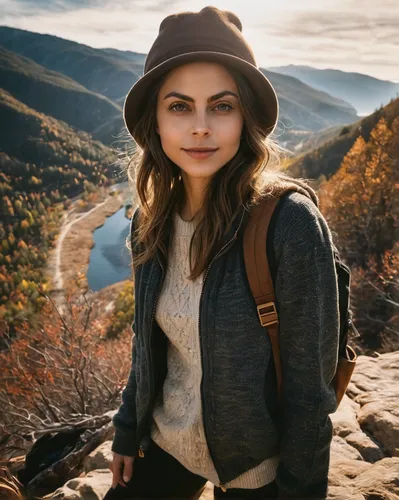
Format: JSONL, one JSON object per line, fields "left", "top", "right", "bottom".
{"left": 103, "top": 438, "right": 278, "bottom": 499}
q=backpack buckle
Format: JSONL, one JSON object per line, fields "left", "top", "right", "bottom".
{"left": 257, "top": 302, "right": 278, "bottom": 327}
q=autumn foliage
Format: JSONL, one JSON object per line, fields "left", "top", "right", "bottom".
{"left": 0, "top": 287, "right": 134, "bottom": 460}
{"left": 319, "top": 116, "right": 399, "bottom": 353}
{"left": 0, "top": 89, "right": 119, "bottom": 334}
{"left": 106, "top": 281, "right": 135, "bottom": 339}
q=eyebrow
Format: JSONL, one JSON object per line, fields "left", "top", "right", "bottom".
{"left": 163, "top": 90, "right": 239, "bottom": 102}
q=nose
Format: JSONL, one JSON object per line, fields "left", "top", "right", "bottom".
{"left": 191, "top": 110, "right": 211, "bottom": 137}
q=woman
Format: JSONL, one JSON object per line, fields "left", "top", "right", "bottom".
{"left": 105, "top": 6, "right": 339, "bottom": 500}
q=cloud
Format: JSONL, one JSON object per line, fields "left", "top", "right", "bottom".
{"left": 246, "top": 3, "right": 399, "bottom": 81}
{"left": 1, "top": 0, "right": 181, "bottom": 18}
{"left": 0, "top": 0, "right": 398, "bottom": 81}
{"left": 1, "top": 0, "right": 105, "bottom": 17}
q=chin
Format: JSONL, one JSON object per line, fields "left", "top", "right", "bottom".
{"left": 184, "top": 164, "right": 223, "bottom": 178}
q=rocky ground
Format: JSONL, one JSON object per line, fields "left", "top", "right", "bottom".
{"left": 41, "top": 351, "right": 399, "bottom": 500}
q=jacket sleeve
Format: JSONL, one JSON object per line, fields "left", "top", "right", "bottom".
{"left": 111, "top": 208, "right": 140, "bottom": 457}
{"left": 273, "top": 194, "right": 340, "bottom": 498}
{"left": 111, "top": 329, "right": 138, "bottom": 456}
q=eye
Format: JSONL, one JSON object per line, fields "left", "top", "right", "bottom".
{"left": 215, "top": 103, "right": 233, "bottom": 112}
{"left": 169, "top": 102, "right": 187, "bottom": 112}
{"left": 169, "top": 102, "right": 234, "bottom": 113}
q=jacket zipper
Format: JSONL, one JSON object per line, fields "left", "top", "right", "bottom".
{"left": 137, "top": 260, "right": 166, "bottom": 458}
{"left": 198, "top": 208, "right": 246, "bottom": 491}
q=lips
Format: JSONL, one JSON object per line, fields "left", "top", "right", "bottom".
{"left": 183, "top": 148, "right": 218, "bottom": 152}
{"left": 183, "top": 148, "right": 218, "bottom": 159}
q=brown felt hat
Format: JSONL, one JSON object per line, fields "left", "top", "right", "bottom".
{"left": 123, "top": 5, "right": 279, "bottom": 148}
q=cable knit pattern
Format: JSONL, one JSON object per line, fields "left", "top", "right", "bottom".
{"left": 150, "top": 211, "right": 279, "bottom": 489}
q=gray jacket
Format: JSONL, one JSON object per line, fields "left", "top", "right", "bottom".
{"left": 111, "top": 189, "right": 340, "bottom": 498}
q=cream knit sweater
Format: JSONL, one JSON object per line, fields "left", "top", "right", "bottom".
{"left": 150, "top": 211, "right": 279, "bottom": 489}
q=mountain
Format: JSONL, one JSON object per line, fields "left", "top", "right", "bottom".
{"left": 0, "top": 88, "right": 117, "bottom": 187}
{"left": 285, "top": 97, "right": 399, "bottom": 180}
{"left": 0, "top": 26, "right": 144, "bottom": 103}
{"left": 262, "top": 69, "right": 358, "bottom": 132}
{"left": 267, "top": 64, "right": 399, "bottom": 116}
{"left": 0, "top": 46, "right": 124, "bottom": 141}
{"left": 0, "top": 87, "right": 120, "bottom": 333}
{"left": 0, "top": 26, "right": 360, "bottom": 142}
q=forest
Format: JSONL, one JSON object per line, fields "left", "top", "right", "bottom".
{"left": 0, "top": 89, "right": 118, "bottom": 337}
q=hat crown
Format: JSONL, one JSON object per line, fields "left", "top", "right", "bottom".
{"left": 144, "top": 6, "right": 257, "bottom": 74}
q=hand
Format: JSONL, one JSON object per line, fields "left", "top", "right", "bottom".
{"left": 110, "top": 452, "right": 135, "bottom": 489}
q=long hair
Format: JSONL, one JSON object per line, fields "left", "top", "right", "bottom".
{"left": 118, "top": 63, "right": 314, "bottom": 280}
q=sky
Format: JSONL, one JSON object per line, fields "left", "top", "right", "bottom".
{"left": 1, "top": 0, "right": 398, "bottom": 82}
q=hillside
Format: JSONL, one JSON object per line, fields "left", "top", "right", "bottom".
{"left": 263, "top": 68, "right": 358, "bottom": 131}
{"left": 267, "top": 64, "right": 399, "bottom": 116}
{"left": 0, "top": 26, "right": 145, "bottom": 101}
{"left": 0, "top": 88, "right": 119, "bottom": 332}
{"left": 286, "top": 97, "right": 399, "bottom": 180}
{"left": 0, "top": 46, "right": 123, "bottom": 140}
{"left": 0, "top": 88, "right": 117, "bottom": 178}
{"left": 0, "top": 26, "right": 144, "bottom": 102}
{"left": 0, "top": 26, "right": 360, "bottom": 143}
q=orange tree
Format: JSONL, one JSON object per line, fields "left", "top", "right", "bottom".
{"left": 319, "top": 116, "right": 398, "bottom": 352}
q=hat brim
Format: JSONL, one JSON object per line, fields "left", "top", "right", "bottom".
{"left": 123, "top": 51, "right": 279, "bottom": 146}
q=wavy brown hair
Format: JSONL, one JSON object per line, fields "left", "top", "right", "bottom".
{"left": 119, "top": 63, "right": 309, "bottom": 280}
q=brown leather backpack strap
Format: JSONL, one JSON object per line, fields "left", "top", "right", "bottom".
{"left": 243, "top": 196, "right": 283, "bottom": 405}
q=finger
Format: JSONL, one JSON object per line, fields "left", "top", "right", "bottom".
{"left": 111, "top": 461, "right": 122, "bottom": 489}
{"left": 122, "top": 458, "right": 134, "bottom": 484}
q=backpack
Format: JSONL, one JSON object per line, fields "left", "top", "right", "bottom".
{"left": 243, "top": 189, "right": 358, "bottom": 410}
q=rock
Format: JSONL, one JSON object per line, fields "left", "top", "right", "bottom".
{"left": 329, "top": 457, "right": 371, "bottom": 481}
{"left": 330, "top": 435, "right": 364, "bottom": 461}
{"left": 331, "top": 394, "right": 384, "bottom": 462}
{"left": 347, "top": 352, "right": 399, "bottom": 457}
{"left": 331, "top": 395, "right": 385, "bottom": 462}
{"left": 328, "top": 457, "right": 399, "bottom": 498}
{"left": 43, "top": 487, "right": 82, "bottom": 500}
{"left": 358, "top": 398, "right": 399, "bottom": 457}
{"left": 83, "top": 441, "right": 113, "bottom": 474}
{"left": 42, "top": 469, "right": 112, "bottom": 499}
{"left": 345, "top": 430, "right": 385, "bottom": 462}
{"left": 352, "top": 457, "right": 399, "bottom": 496}
{"left": 42, "top": 352, "right": 399, "bottom": 499}
{"left": 331, "top": 394, "right": 361, "bottom": 437}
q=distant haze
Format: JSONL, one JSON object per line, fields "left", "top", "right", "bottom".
{"left": 1, "top": 0, "right": 398, "bottom": 82}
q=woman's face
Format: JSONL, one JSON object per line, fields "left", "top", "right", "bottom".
{"left": 156, "top": 61, "right": 244, "bottom": 181}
